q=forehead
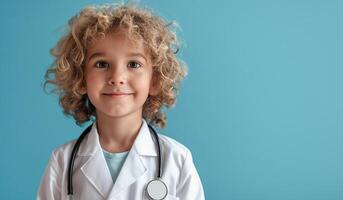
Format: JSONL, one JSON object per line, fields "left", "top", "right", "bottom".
{"left": 86, "top": 29, "right": 148, "bottom": 57}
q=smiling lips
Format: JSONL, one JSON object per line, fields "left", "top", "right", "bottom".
{"left": 103, "top": 92, "right": 132, "bottom": 97}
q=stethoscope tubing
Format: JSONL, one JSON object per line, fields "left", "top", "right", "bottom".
{"left": 147, "top": 124, "right": 162, "bottom": 179}
{"left": 67, "top": 124, "right": 92, "bottom": 196}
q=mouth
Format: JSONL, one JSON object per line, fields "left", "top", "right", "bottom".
{"left": 103, "top": 92, "right": 133, "bottom": 97}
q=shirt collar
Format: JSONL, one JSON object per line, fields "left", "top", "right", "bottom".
{"left": 77, "top": 119, "right": 158, "bottom": 157}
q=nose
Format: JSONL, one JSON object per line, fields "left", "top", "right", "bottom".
{"left": 108, "top": 65, "right": 126, "bottom": 86}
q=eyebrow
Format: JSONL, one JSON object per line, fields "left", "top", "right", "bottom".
{"left": 86, "top": 52, "right": 148, "bottom": 63}
{"left": 127, "top": 52, "right": 148, "bottom": 62}
{"left": 87, "top": 52, "right": 105, "bottom": 62}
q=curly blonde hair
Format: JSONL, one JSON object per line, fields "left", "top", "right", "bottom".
{"left": 43, "top": 3, "right": 187, "bottom": 128}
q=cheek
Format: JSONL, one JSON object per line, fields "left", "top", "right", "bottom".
{"left": 134, "top": 74, "right": 152, "bottom": 92}
{"left": 86, "top": 74, "right": 103, "bottom": 92}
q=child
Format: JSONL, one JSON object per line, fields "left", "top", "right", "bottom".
{"left": 37, "top": 3, "right": 205, "bottom": 200}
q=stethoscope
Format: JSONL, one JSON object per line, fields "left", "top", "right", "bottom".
{"left": 67, "top": 122, "right": 168, "bottom": 200}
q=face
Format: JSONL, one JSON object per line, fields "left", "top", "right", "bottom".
{"left": 82, "top": 31, "right": 157, "bottom": 119}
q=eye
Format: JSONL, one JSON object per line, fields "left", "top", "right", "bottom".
{"left": 94, "top": 61, "right": 110, "bottom": 68}
{"left": 127, "top": 61, "right": 142, "bottom": 69}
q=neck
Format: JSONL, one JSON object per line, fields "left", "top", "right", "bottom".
{"left": 95, "top": 111, "right": 143, "bottom": 153}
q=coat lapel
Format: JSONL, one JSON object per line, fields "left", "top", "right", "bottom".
{"left": 80, "top": 150, "right": 113, "bottom": 198}
{"left": 78, "top": 122, "right": 113, "bottom": 198}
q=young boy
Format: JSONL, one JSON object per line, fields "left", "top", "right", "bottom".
{"left": 38, "top": 3, "right": 205, "bottom": 200}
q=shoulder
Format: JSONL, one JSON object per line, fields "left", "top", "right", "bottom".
{"left": 49, "top": 139, "right": 77, "bottom": 167}
{"left": 157, "top": 133, "right": 192, "bottom": 164}
{"left": 159, "top": 133, "right": 190, "bottom": 152}
{"left": 54, "top": 139, "right": 77, "bottom": 154}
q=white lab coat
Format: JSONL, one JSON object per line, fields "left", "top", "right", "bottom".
{"left": 37, "top": 119, "right": 205, "bottom": 200}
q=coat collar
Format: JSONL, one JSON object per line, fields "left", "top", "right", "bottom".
{"left": 77, "top": 118, "right": 158, "bottom": 198}
{"left": 77, "top": 118, "right": 158, "bottom": 157}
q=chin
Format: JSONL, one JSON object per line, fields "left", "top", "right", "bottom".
{"left": 104, "top": 111, "right": 131, "bottom": 118}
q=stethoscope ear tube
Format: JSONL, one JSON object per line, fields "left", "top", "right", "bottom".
{"left": 67, "top": 124, "right": 93, "bottom": 196}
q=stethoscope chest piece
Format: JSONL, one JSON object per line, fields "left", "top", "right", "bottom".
{"left": 146, "top": 179, "right": 168, "bottom": 200}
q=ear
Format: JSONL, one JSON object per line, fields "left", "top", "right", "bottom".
{"left": 149, "top": 75, "right": 160, "bottom": 96}
{"left": 78, "top": 85, "right": 87, "bottom": 95}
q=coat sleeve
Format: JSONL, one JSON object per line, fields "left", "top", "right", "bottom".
{"left": 36, "top": 150, "right": 62, "bottom": 200}
{"left": 176, "top": 149, "right": 205, "bottom": 200}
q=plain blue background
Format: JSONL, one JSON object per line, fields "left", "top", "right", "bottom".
{"left": 1, "top": 0, "right": 342, "bottom": 199}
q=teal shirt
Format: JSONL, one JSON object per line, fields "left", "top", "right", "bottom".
{"left": 102, "top": 149, "right": 129, "bottom": 183}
